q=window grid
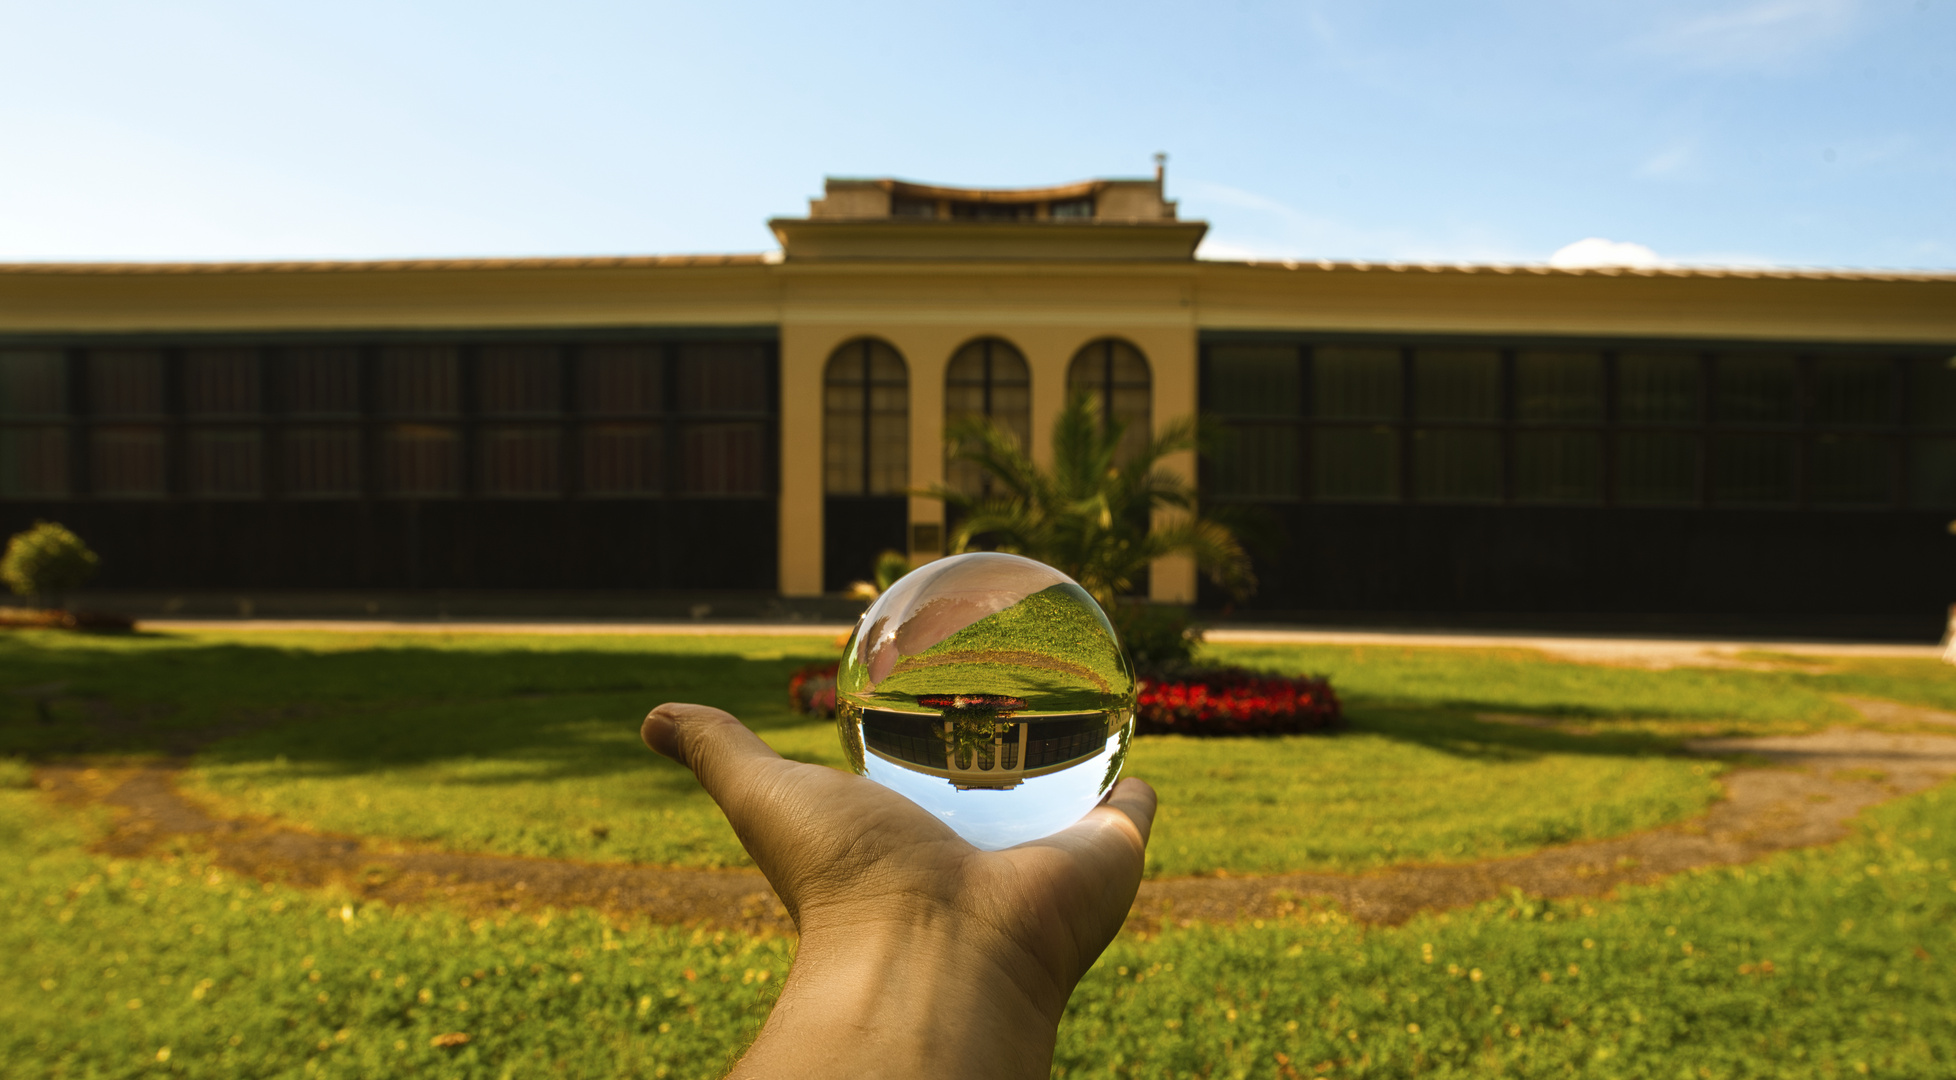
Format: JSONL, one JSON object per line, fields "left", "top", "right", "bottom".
{"left": 0, "top": 339, "right": 776, "bottom": 503}
{"left": 1202, "top": 342, "right": 1943, "bottom": 510}
{"left": 823, "top": 338, "right": 910, "bottom": 496}
{"left": 945, "top": 337, "right": 1032, "bottom": 498}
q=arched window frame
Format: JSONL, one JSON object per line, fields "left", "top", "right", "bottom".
{"left": 1067, "top": 337, "right": 1152, "bottom": 462}
{"left": 823, "top": 337, "right": 909, "bottom": 496}
{"left": 944, "top": 336, "right": 1031, "bottom": 497}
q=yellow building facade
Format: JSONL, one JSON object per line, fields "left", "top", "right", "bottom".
{"left": 3, "top": 174, "right": 1955, "bottom": 630}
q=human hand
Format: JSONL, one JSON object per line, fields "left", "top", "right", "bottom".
{"left": 641, "top": 702, "right": 1156, "bottom": 1080}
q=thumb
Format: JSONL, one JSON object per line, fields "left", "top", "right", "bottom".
{"left": 641, "top": 702, "right": 791, "bottom": 825}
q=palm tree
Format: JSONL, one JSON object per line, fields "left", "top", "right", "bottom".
{"left": 923, "top": 394, "right": 1254, "bottom": 609}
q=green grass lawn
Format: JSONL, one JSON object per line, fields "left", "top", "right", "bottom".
{"left": 5, "top": 628, "right": 1956, "bottom": 1077}
{"left": 4, "top": 740, "right": 1951, "bottom": 1078}
{"left": 0, "top": 629, "right": 1816, "bottom": 876}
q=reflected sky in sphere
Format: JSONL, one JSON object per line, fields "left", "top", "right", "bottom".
{"left": 836, "top": 552, "right": 1137, "bottom": 850}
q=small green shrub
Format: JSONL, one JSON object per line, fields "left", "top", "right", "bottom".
{"left": 1109, "top": 602, "right": 1200, "bottom": 674}
{"left": 1, "top": 522, "right": 98, "bottom": 606}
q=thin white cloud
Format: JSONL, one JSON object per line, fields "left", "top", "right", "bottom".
{"left": 1643, "top": 0, "right": 1860, "bottom": 70}
{"left": 1185, "top": 180, "right": 1533, "bottom": 265}
{"left": 1637, "top": 143, "right": 1695, "bottom": 178}
{"left": 1549, "top": 238, "right": 1667, "bottom": 268}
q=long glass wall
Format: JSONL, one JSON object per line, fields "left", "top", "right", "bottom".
{"left": 1203, "top": 338, "right": 1951, "bottom": 510}
{"left": 0, "top": 336, "right": 775, "bottom": 503}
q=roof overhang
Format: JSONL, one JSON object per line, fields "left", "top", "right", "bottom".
{"left": 767, "top": 219, "right": 1207, "bottom": 261}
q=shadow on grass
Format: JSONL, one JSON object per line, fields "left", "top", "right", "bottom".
{"left": 0, "top": 632, "right": 840, "bottom": 775}
{"left": 1341, "top": 699, "right": 1687, "bottom": 765}
{"left": 0, "top": 630, "right": 1763, "bottom": 786}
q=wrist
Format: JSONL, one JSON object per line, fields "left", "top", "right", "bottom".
{"left": 732, "top": 917, "right": 1065, "bottom": 1080}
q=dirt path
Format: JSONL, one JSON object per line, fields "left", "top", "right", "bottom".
{"left": 35, "top": 719, "right": 1956, "bottom": 934}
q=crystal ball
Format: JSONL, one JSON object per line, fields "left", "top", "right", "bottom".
{"left": 836, "top": 551, "right": 1138, "bottom": 850}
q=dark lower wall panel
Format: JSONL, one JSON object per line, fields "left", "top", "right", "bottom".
{"left": 1201, "top": 503, "right": 1956, "bottom": 633}
{"left": 0, "top": 500, "right": 778, "bottom": 592}
{"left": 824, "top": 496, "right": 907, "bottom": 594}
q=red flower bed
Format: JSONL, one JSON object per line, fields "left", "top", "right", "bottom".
{"left": 1135, "top": 668, "right": 1342, "bottom": 737}
{"left": 789, "top": 661, "right": 839, "bottom": 718}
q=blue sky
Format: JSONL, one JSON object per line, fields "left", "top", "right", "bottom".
{"left": 1, "top": 0, "right": 1949, "bottom": 268}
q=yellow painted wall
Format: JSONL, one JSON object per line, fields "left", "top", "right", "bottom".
{"left": 5, "top": 255, "right": 1953, "bottom": 604}
{"left": 775, "top": 264, "right": 1201, "bottom": 598}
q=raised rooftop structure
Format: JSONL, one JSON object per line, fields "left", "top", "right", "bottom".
{"left": 771, "top": 172, "right": 1206, "bottom": 260}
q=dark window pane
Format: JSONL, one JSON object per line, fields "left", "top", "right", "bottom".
{"left": 377, "top": 346, "right": 459, "bottom": 416}
{"left": 580, "top": 345, "right": 662, "bottom": 416}
{"left": 1909, "top": 357, "right": 1956, "bottom": 428}
{"left": 184, "top": 348, "right": 259, "bottom": 417}
{"left": 478, "top": 345, "right": 561, "bottom": 417}
{"left": 89, "top": 350, "right": 165, "bottom": 418}
{"left": 1313, "top": 346, "right": 1401, "bottom": 420}
{"left": 1514, "top": 431, "right": 1601, "bottom": 503}
{"left": 1809, "top": 436, "right": 1895, "bottom": 506}
{"left": 1618, "top": 352, "right": 1701, "bottom": 424}
{"left": 283, "top": 347, "right": 361, "bottom": 416}
{"left": 1911, "top": 438, "right": 1956, "bottom": 507}
{"left": 1313, "top": 428, "right": 1398, "bottom": 501}
{"left": 582, "top": 423, "right": 662, "bottom": 495}
{"left": 1810, "top": 358, "right": 1892, "bottom": 427}
{"left": 679, "top": 422, "right": 767, "bottom": 495}
{"left": 946, "top": 339, "right": 1032, "bottom": 497}
{"left": 1413, "top": 429, "right": 1501, "bottom": 501}
{"left": 1714, "top": 355, "right": 1797, "bottom": 424}
{"left": 188, "top": 429, "right": 262, "bottom": 497}
{"left": 480, "top": 427, "right": 561, "bottom": 497}
{"left": 0, "top": 428, "right": 69, "bottom": 497}
{"left": 678, "top": 343, "right": 769, "bottom": 413}
{"left": 0, "top": 351, "right": 68, "bottom": 417}
{"left": 284, "top": 428, "right": 362, "bottom": 497}
{"left": 1067, "top": 339, "right": 1151, "bottom": 464}
{"left": 1515, "top": 351, "right": 1602, "bottom": 423}
{"left": 1414, "top": 349, "right": 1500, "bottom": 421}
{"left": 1712, "top": 435, "right": 1797, "bottom": 504}
{"left": 1210, "top": 424, "right": 1297, "bottom": 499}
{"left": 867, "top": 382, "right": 909, "bottom": 495}
{"left": 1207, "top": 345, "right": 1299, "bottom": 418}
{"left": 380, "top": 424, "right": 460, "bottom": 496}
{"left": 825, "top": 339, "right": 908, "bottom": 496}
{"left": 91, "top": 427, "right": 166, "bottom": 497}
{"left": 1616, "top": 433, "right": 1699, "bottom": 505}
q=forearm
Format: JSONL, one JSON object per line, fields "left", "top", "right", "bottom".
{"left": 731, "top": 925, "right": 1065, "bottom": 1080}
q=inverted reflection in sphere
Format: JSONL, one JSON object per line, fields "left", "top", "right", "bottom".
{"left": 836, "top": 552, "right": 1138, "bottom": 850}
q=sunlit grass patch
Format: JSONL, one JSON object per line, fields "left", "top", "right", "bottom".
{"left": 1137, "top": 708, "right": 1725, "bottom": 877}
{"left": 6, "top": 753, "right": 1954, "bottom": 1078}
{"left": 0, "top": 787, "right": 783, "bottom": 1080}
{"left": 1062, "top": 783, "right": 1956, "bottom": 1078}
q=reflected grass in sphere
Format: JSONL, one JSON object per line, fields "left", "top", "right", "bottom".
{"left": 836, "top": 552, "right": 1137, "bottom": 850}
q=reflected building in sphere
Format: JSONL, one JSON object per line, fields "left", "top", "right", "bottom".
{"left": 3, "top": 167, "right": 1954, "bottom": 635}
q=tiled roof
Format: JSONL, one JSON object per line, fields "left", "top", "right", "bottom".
{"left": 0, "top": 252, "right": 1948, "bottom": 282}
{"left": 1217, "top": 258, "right": 1956, "bottom": 283}
{"left": 0, "top": 254, "right": 773, "bottom": 275}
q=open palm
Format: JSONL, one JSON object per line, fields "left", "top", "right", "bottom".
{"left": 641, "top": 702, "right": 1157, "bottom": 1079}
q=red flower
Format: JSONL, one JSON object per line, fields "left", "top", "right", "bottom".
{"left": 789, "top": 661, "right": 841, "bottom": 718}
{"left": 1133, "top": 669, "right": 1341, "bottom": 737}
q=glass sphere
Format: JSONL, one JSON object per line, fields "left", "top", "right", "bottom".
{"left": 836, "top": 552, "right": 1137, "bottom": 850}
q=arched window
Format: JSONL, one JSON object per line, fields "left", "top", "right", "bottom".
{"left": 944, "top": 337, "right": 1031, "bottom": 495}
{"left": 824, "top": 338, "right": 909, "bottom": 495}
{"left": 1067, "top": 338, "right": 1152, "bottom": 462}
